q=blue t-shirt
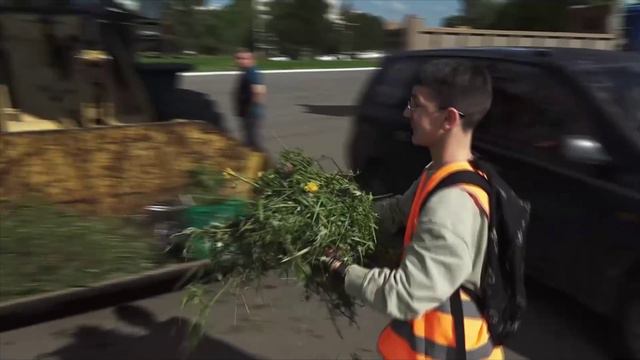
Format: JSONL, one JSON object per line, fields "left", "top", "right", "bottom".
{"left": 236, "top": 66, "right": 263, "bottom": 117}
{"left": 245, "top": 67, "right": 262, "bottom": 87}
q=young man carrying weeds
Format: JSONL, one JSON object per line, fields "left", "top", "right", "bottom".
{"left": 324, "top": 59, "right": 505, "bottom": 360}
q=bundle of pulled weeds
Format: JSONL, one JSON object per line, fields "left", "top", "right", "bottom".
{"left": 182, "top": 149, "right": 379, "bottom": 328}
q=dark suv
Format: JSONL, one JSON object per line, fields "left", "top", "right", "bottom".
{"left": 348, "top": 48, "right": 640, "bottom": 356}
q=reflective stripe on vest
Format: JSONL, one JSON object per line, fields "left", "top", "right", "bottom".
{"left": 378, "top": 161, "right": 503, "bottom": 360}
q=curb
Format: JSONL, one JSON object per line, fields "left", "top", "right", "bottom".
{"left": 0, "top": 260, "right": 211, "bottom": 332}
{"left": 180, "top": 67, "right": 379, "bottom": 76}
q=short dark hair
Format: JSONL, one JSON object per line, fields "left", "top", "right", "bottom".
{"left": 235, "top": 47, "right": 251, "bottom": 56}
{"left": 418, "top": 59, "right": 492, "bottom": 130}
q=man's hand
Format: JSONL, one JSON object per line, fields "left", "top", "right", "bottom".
{"left": 252, "top": 84, "right": 266, "bottom": 104}
{"left": 320, "top": 249, "right": 349, "bottom": 277}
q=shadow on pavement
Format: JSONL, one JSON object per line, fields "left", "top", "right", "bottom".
{"left": 165, "top": 89, "right": 229, "bottom": 134}
{"left": 1, "top": 276, "right": 188, "bottom": 332}
{"left": 297, "top": 104, "right": 356, "bottom": 117}
{"left": 505, "top": 279, "right": 612, "bottom": 360}
{"left": 37, "top": 305, "right": 259, "bottom": 360}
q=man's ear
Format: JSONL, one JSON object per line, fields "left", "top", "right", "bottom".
{"left": 442, "top": 107, "right": 460, "bottom": 131}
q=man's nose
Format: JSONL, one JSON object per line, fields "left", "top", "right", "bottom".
{"left": 403, "top": 107, "right": 411, "bottom": 119}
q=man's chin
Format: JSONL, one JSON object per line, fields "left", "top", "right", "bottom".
{"left": 411, "top": 134, "right": 425, "bottom": 147}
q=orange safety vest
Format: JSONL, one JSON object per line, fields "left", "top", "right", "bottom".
{"left": 377, "top": 162, "right": 504, "bottom": 360}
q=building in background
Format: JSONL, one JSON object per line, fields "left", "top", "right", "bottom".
{"left": 402, "top": 14, "right": 617, "bottom": 51}
{"left": 387, "top": 1, "right": 635, "bottom": 52}
{"left": 568, "top": 2, "right": 614, "bottom": 33}
{"left": 383, "top": 20, "right": 405, "bottom": 51}
{"left": 566, "top": 1, "right": 640, "bottom": 49}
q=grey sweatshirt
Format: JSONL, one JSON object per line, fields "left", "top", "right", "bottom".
{"left": 344, "top": 165, "right": 489, "bottom": 321}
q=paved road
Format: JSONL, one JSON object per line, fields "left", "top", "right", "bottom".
{"left": 0, "top": 70, "right": 613, "bottom": 360}
{"left": 182, "top": 70, "right": 367, "bottom": 170}
{"left": 0, "top": 278, "right": 610, "bottom": 360}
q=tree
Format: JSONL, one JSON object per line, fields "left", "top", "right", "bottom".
{"left": 489, "top": 0, "right": 572, "bottom": 31}
{"left": 267, "top": 0, "right": 333, "bottom": 58}
{"left": 166, "top": 0, "right": 201, "bottom": 51}
{"left": 343, "top": 12, "right": 385, "bottom": 51}
{"left": 443, "top": 15, "right": 472, "bottom": 27}
{"left": 165, "top": 0, "right": 253, "bottom": 54}
{"left": 443, "top": 0, "right": 617, "bottom": 31}
{"left": 214, "top": 0, "right": 254, "bottom": 52}
{"left": 193, "top": 10, "right": 224, "bottom": 54}
{"left": 460, "top": 0, "right": 503, "bottom": 28}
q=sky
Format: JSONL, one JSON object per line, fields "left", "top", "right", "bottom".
{"left": 346, "top": 0, "right": 461, "bottom": 26}
{"left": 206, "top": 0, "right": 462, "bottom": 27}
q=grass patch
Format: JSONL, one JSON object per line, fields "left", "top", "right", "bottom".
{"left": 0, "top": 202, "right": 167, "bottom": 302}
{"left": 138, "top": 55, "right": 380, "bottom": 72}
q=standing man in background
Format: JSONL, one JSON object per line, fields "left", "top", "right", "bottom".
{"left": 234, "top": 48, "right": 266, "bottom": 151}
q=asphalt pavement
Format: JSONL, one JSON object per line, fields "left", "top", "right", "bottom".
{"left": 181, "top": 69, "right": 366, "bottom": 170}
{"left": 0, "top": 69, "right": 613, "bottom": 360}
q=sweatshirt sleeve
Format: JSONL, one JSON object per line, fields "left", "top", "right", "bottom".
{"left": 344, "top": 187, "right": 483, "bottom": 320}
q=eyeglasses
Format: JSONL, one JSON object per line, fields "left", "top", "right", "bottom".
{"left": 406, "top": 98, "right": 465, "bottom": 118}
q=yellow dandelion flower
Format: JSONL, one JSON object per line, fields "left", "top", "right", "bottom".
{"left": 304, "top": 181, "right": 319, "bottom": 193}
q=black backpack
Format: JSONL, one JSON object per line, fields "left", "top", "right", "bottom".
{"left": 424, "top": 159, "right": 530, "bottom": 353}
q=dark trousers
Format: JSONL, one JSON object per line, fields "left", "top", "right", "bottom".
{"left": 241, "top": 112, "right": 262, "bottom": 151}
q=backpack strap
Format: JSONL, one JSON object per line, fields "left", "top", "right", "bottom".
{"left": 424, "top": 170, "right": 492, "bottom": 360}
{"left": 426, "top": 170, "right": 491, "bottom": 215}
{"left": 451, "top": 288, "right": 467, "bottom": 360}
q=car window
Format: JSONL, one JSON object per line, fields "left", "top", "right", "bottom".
{"left": 477, "top": 61, "right": 601, "bottom": 168}
{"left": 575, "top": 62, "right": 640, "bottom": 143}
{"left": 365, "top": 57, "right": 424, "bottom": 108}
{"left": 360, "top": 56, "right": 435, "bottom": 128}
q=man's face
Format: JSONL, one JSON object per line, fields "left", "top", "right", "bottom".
{"left": 235, "top": 52, "right": 251, "bottom": 69}
{"left": 404, "top": 85, "right": 448, "bottom": 147}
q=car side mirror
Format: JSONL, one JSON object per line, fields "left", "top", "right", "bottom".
{"left": 561, "top": 136, "right": 612, "bottom": 165}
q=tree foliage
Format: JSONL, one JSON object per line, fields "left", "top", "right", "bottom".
{"left": 443, "top": 0, "right": 617, "bottom": 31}
{"left": 266, "top": 0, "right": 334, "bottom": 58}
{"left": 166, "top": 0, "right": 253, "bottom": 54}
{"left": 164, "top": 0, "right": 385, "bottom": 55}
{"left": 343, "top": 11, "right": 385, "bottom": 51}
